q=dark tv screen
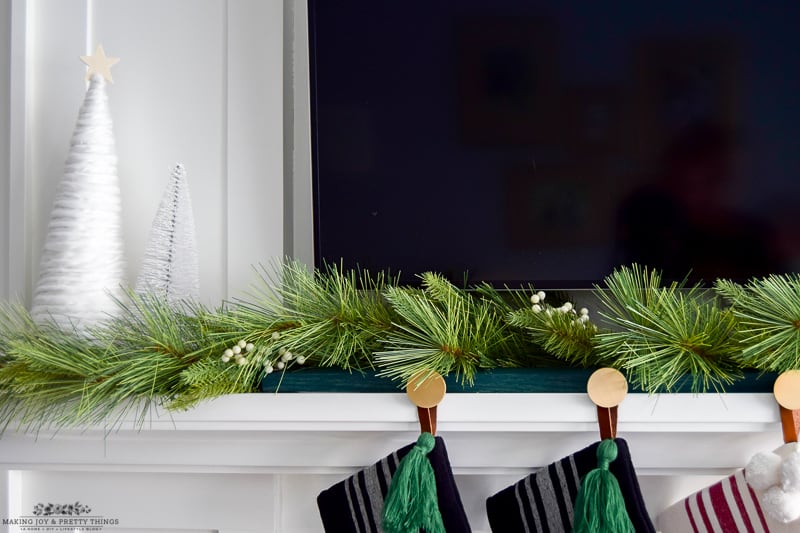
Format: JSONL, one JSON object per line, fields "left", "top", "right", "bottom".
{"left": 308, "top": 0, "right": 800, "bottom": 288}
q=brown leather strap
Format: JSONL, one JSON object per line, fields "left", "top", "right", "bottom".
{"left": 597, "top": 405, "right": 618, "bottom": 440}
{"left": 418, "top": 405, "right": 438, "bottom": 436}
{"left": 780, "top": 405, "right": 800, "bottom": 443}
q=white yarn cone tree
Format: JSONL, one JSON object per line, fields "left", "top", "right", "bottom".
{"left": 135, "top": 163, "right": 200, "bottom": 304}
{"left": 31, "top": 47, "right": 127, "bottom": 331}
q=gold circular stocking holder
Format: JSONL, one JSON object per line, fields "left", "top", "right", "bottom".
{"left": 406, "top": 372, "right": 447, "bottom": 408}
{"left": 587, "top": 367, "right": 628, "bottom": 408}
{"left": 774, "top": 370, "right": 800, "bottom": 411}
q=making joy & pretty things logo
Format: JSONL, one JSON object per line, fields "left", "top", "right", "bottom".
{"left": 2, "top": 502, "right": 119, "bottom": 532}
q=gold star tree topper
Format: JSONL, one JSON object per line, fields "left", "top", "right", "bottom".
{"left": 80, "top": 44, "right": 120, "bottom": 83}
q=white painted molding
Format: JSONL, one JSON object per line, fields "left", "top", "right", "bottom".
{"left": 288, "top": 0, "right": 314, "bottom": 266}
{"left": 226, "top": 0, "right": 285, "bottom": 300}
{"left": 0, "top": 4, "right": 8, "bottom": 301}
{"left": 0, "top": 392, "right": 785, "bottom": 529}
{"left": 0, "top": 393, "right": 786, "bottom": 475}
{"left": 6, "top": 0, "right": 29, "bottom": 302}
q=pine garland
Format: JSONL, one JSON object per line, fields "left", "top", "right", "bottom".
{"left": 595, "top": 265, "right": 743, "bottom": 393}
{"left": 716, "top": 274, "right": 800, "bottom": 372}
{"left": 470, "top": 283, "right": 563, "bottom": 368}
{"left": 174, "top": 260, "right": 398, "bottom": 408}
{"left": 0, "top": 293, "right": 207, "bottom": 432}
{"left": 256, "top": 260, "right": 397, "bottom": 370}
{"left": 2, "top": 259, "right": 800, "bottom": 432}
{"left": 375, "top": 273, "right": 508, "bottom": 385}
{"left": 507, "top": 291, "right": 598, "bottom": 367}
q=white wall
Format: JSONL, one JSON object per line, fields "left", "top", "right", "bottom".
{"left": 4, "top": 0, "right": 284, "bottom": 306}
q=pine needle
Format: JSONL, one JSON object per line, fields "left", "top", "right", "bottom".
{"left": 508, "top": 305, "right": 598, "bottom": 366}
{"left": 242, "top": 260, "right": 398, "bottom": 370}
{"left": 716, "top": 274, "right": 800, "bottom": 372}
{"left": 0, "top": 292, "right": 212, "bottom": 433}
{"left": 375, "top": 273, "right": 522, "bottom": 386}
{"left": 596, "top": 265, "right": 742, "bottom": 393}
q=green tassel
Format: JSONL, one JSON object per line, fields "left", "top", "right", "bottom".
{"left": 382, "top": 432, "right": 445, "bottom": 533}
{"left": 572, "top": 439, "right": 635, "bottom": 533}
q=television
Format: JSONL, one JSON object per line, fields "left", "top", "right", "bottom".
{"left": 307, "top": 0, "right": 800, "bottom": 289}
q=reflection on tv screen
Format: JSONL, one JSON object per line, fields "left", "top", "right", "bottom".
{"left": 309, "top": 0, "right": 800, "bottom": 287}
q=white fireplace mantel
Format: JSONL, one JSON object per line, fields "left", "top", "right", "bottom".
{"left": 0, "top": 392, "right": 786, "bottom": 473}
{"left": 0, "top": 392, "right": 788, "bottom": 532}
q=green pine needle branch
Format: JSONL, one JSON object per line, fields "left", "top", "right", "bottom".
{"left": 375, "top": 273, "right": 514, "bottom": 386}
{"left": 507, "top": 292, "right": 599, "bottom": 367}
{"left": 0, "top": 292, "right": 204, "bottom": 432}
{"left": 175, "top": 260, "right": 399, "bottom": 406}
{"left": 596, "top": 265, "right": 742, "bottom": 393}
{"left": 245, "top": 260, "right": 398, "bottom": 370}
{"left": 715, "top": 274, "right": 800, "bottom": 372}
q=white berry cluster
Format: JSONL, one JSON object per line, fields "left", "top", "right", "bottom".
{"left": 530, "top": 291, "right": 591, "bottom": 326}
{"left": 529, "top": 291, "right": 547, "bottom": 313}
{"left": 220, "top": 331, "right": 310, "bottom": 375}
{"left": 260, "top": 331, "right": 306, "bottom": 375}
{"left": 221, "top": 339, "right": 255, "bottom": 366}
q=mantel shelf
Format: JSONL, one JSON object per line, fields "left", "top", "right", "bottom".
{"left": 0, "top": 392, "right": 788, "bottom": 476}
{"left": 51, "top": 391, "right": 785, "bottom": 432}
